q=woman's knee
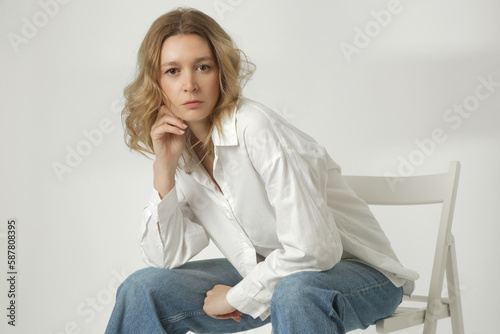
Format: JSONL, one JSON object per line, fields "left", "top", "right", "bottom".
{"left": 117, "top": 267, "right": 173, "bottom": 298}
{"left": 271, "top": 271, "right": 320, "bottom": 309}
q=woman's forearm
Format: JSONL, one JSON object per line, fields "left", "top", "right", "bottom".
{"left": 153, "top": 160, "right": 177, "bottom": 199}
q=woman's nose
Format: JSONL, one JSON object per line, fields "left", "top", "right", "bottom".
{"left": 183, "top": 72, "right": 198, "bottom": 92}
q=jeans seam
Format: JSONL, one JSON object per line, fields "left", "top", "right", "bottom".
{"left": 343, "top": 279, "right": 393, "bottom": 298}
{"left": 160, "top": 309, "right": 206, "bottom": 324}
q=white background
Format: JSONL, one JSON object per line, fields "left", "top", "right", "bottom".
{"left": 1, "top": 0, "right": 499, "bottom": 333}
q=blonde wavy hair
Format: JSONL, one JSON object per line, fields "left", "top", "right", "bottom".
{"left": 122, "top": 7, "right": 255, "bottom": 163}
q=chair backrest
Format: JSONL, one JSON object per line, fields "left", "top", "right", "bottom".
{"left": 343, "top": 163, "right": 460, "bottom": 206}
{"left": 343, "top": 161, "right": 463, "bottom": 333}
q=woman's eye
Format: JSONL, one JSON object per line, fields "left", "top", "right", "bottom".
{"left": 166, "top": 68, "right": 178, "bottom": 75}
{"left": 198, "top": 65, "right": 210, "bottom": 71}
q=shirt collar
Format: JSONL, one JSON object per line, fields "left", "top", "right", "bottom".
{"left": 181, "top": 105, "right": 239, "bottom": 175}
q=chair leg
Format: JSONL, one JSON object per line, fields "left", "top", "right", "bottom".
{"left": 446, "top": 237, "right": 465, "bottom": 334}
{"left": 422, "top": 304, "right": 439, "bottom": 334}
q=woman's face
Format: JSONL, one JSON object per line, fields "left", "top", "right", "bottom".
{"left": 159, "top": 34, "right": 220, "bottom": 123}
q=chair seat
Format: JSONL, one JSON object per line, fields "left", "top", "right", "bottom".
{"left": 376, "top": 303, "right": 451, "bottom": 333}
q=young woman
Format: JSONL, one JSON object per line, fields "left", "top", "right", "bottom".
{"left": 105, "top": 7, "right": 418, "bottom": 334}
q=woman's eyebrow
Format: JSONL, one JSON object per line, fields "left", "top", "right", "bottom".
{"left": 161, "top": 56, "right": 215, "bottom": 69}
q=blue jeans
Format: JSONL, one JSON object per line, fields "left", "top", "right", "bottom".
{"left": 105, "top": 259, "right": 402, "bottom": 334}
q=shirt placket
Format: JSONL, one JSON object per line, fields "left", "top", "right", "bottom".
{"left": 212, "top": 147, "right": 257, "bottom": 274}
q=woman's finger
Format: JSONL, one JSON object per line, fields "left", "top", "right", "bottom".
{"left": 151, "top": 123, "right": 185, "bottom": 138}
{"left": 151, "top": 115, "right": 186, "bottom": 134}
{"left": 154, "top": 114, "right": 186, "bottom": 131}
{"left": 214, "top": 311, "right": 242, "bottom": 322}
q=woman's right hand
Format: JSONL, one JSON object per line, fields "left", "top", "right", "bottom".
{"left": 151, "top": 105, "right": 187, "bottom": 166}
{"left": 150, "top": 105, "right": 188, "bottom": 197}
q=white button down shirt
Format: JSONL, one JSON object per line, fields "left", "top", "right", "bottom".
{"left": 139, "top": 98, "right": 419, "bottom": 320}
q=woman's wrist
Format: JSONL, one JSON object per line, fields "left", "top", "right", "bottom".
{"left": 153, "top": 160, "right": 177, "bottom": 199}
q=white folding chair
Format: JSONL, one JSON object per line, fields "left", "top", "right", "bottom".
{"left": 343, "top": 161, "right": 465, "bottom": 334}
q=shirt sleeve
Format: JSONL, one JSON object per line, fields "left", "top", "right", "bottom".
{"left": 226, "top": 109, "right": 343, "bottom": 319}
{"left": 138, "top": 183, "right": 210, "bottom": 269}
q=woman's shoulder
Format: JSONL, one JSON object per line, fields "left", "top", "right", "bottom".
{"left": 236, "top": 97, "right": 274, "bottom": 118}
{"left": 234, "top": 97, "right": 283, "bottom": 132}
{"left": 234, "top": 97, "right": 314, "bottom": 140}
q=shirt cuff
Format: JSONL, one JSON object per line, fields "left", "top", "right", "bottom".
{"left": 156, "top": 185, "right": 179, "bottom": 221}
{"left": 226, "top": 277, "right": 271, "bottom": 320}
{"left": 146, "top": 185, "right": 179, "bottom": 223}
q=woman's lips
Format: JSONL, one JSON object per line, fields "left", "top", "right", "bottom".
{"left": 183, "top": 100, "right": 202, "bottom": 108}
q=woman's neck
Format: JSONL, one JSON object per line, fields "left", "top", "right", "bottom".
{"left": 186, "top": 118, "right": 211, "bottom": 144}
{"left": 187, "top": 118, "right": 214, "bottom": 159}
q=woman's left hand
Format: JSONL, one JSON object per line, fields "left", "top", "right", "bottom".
{"left": 203, "top": 285, "right": 242, "bottom": 322}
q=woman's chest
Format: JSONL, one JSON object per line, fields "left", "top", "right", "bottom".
{"left": 179, "top": 153, "right": 279, "bottom": 247}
